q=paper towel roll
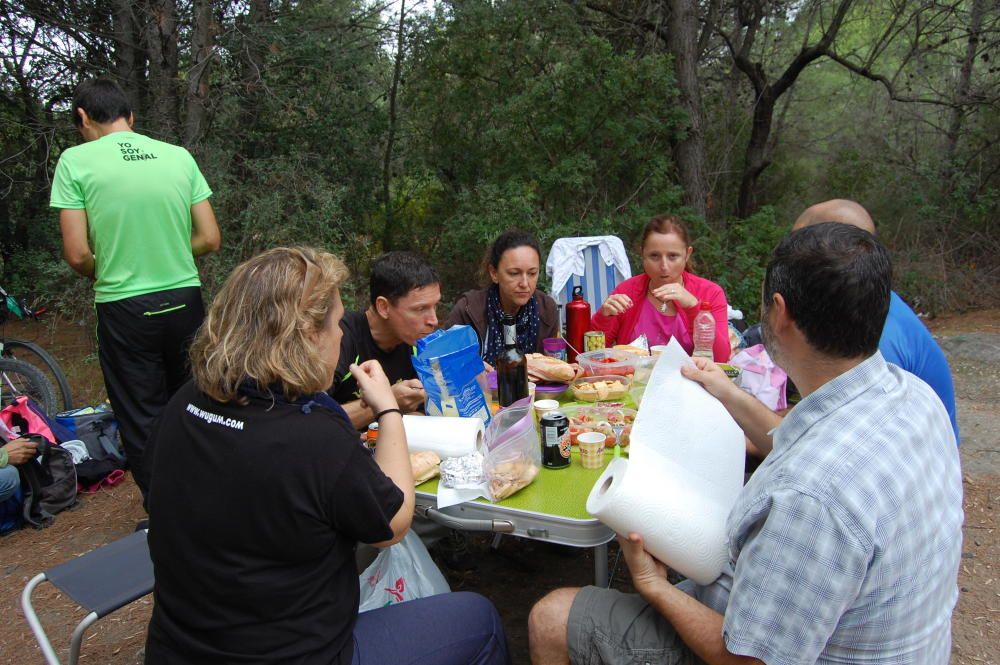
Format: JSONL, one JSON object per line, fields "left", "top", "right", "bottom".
{"left": 403, "top": 415, "right": 484, "bottom": 458}
{"left": 584, "top": 338, "right": 745, "bottom": 585}
{"left": 587, "top": 457, "right": 731, "bottom": 585}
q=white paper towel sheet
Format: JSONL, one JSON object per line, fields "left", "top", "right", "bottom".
{"left": 403, "top": 415, "right": 484, "bottom": 459}
{"left": 586, "top": 338, "right": 745, "bottom": 584}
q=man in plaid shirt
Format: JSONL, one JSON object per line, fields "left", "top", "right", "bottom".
{"left": 529, "top": 223, "right": 963, "bottom": 665}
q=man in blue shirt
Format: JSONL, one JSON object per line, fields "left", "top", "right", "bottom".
{"left": 794, "top": 199, "right": 959, "bottom": 443}
{"left": 528, "top": 223, "right": 962, "bottom": 665}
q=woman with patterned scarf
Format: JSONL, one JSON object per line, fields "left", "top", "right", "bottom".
{"left": 446, "top": 230, "right": 560, "bottom": 367}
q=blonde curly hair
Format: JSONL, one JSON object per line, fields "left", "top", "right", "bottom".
{"left": 190, "top": 246, "right": 349, "bottom": 403}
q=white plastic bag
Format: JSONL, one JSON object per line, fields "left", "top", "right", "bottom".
{"left": 358, "top": 531, "right": 450, "bottom": 612}
{"left": 729, "top": 343, "right": 788, "bottom": 411}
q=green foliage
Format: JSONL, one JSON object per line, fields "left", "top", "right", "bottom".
{"left": 1, "top": 249, "right": 91, "bottom": 321}
{"left": 691, "top": 207, "right": 785, "bottom": 321}
{"left": 1, "top": 0, "right": 996, "bottom": 321}
{"left": 399, "top": 0, "right": 687, "bottom": 296}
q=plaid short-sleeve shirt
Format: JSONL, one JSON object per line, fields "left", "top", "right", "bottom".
{"left": 695, "top": 352, "right": 963, "bottom": 665}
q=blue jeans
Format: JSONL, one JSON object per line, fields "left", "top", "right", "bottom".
{"left": 0, "top": 465, "right": 19, "bottom": 503}
{"left": 352, "top": 591, "right": 510, "bottom": 665}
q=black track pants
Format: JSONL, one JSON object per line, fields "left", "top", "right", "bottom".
{"left": 96, "top": 287, "right": 205, "bottom": 497}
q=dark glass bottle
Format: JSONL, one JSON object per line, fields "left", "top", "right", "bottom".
{"left": 496, "top": 314, "right": 528, "bottom": 407}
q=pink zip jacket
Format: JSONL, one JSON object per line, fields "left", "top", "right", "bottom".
{"left": 590, "top": 272, "right": 731, "bottom": 362}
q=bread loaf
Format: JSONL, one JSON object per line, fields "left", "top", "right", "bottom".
{"left": 410, "top": 450, "right": 441, "bottom": 484}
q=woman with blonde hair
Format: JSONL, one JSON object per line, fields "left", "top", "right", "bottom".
{"left": 143, "top": 247, "right": 510, "bottom": 665}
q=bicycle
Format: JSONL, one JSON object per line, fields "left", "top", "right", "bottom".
{"left": 1, "top": 285, "right": 73, "bottom": 414}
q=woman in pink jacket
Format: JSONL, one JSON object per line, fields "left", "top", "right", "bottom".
{"left": 591, "top": 215, "right": 731, "bottom": 361}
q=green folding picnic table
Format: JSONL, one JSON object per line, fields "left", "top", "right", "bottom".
{"left": 415, "top": 447, "right": 617, "bottom": 586}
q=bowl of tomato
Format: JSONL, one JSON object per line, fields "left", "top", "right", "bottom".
{"left": 576, "top": 349, "right": 641, "bottom": 377}
{"left": 563, "top": 404, "right": 636, "bottom": 448}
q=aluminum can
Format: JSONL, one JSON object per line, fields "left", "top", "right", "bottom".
{"left": 366, "top": 422, "right": 379, "bottom": 449}
{"left": 584, "top": 330, "right": 606, "bottom": 352}
{"left": 540, "top": 411, "right": 571, "bottom": 469}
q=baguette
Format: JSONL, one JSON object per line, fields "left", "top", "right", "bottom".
{"left": 525, "top": 353, "right": 576, "bottom": 383}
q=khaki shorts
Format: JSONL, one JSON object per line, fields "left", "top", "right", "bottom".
{"left": 567, "top": 586, "right": 704, "bottom": 665}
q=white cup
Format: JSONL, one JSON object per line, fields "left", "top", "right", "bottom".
{"left": 533, "top": 399, "right": 560, "bottom": 428}
{"left": 650, "top": 345, "right": 670, "bottom": 357}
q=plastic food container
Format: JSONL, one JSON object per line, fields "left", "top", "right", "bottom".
{"left": 571, "top": 374, "right": 632, "bottom": 402}
{"left": 562, "top": 404, "right": 637, "bottom": 448}
{"left": 576, "top": 349, "right": 641, "bottom": 377}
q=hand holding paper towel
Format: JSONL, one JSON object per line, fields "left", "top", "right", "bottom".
{"left": 586, "top": 338, "right": 744, "bottom": 584}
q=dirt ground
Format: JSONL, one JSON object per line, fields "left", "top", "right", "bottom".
{"left": 1, "top": 311, "right": 997, "bottom": 664}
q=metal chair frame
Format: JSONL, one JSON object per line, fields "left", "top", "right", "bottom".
{"left": 21, "top": 529, "right": 153, "bottom": 665}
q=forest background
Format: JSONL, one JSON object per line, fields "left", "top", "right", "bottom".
{"left": 1, "top": 0, "right": 997, "bottom": 322}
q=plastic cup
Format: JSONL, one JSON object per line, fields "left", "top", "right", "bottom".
{"left": 542, "top": 337, "right": 567, "bottom": 360}
{"left": 577, "top": 432, "right": 606, "bottom": 469}
{"left": 528, "top": 381, "right": 537, "bottom": 403}
{"left": 650, "top": 345, "right": 670, "bottom": 356}
{"left": 533, "top": 398, "right": 560, "bottom": 429}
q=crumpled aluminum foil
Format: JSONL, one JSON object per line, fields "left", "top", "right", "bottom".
{"left": 440, "top": 451, "right": 486, "bottom": 489}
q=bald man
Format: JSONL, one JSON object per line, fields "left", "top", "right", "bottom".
{"left": 793, "top": 199, "right": 959, "bottom": 443}
{"left": 794, "top": 198, "right": 876, "bottom": 233}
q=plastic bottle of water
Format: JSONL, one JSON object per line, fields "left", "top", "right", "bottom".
{"left": 692, "top": 301, "right": 715, "bottom": 359}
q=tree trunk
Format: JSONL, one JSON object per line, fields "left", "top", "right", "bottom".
{"left": 943, "top": 0, "right": 984, "bottom": 176}
{"left": 142, "top": 0, "right": 180, "bottom": 141}
{"left": 237, "top": 0, "right": 272, "bottom": 159}
{"left": 112, "top": 0, "right": 145, "bottom": 117}
{"left": 665, "top": 0, "right": 707, "bottom": 219}
{"left": 381, "top": 0, "right": 407, "bottom": 250}
{"left": 729, "top": 0, "right": 854, "bottom": 218}
{"left": 737, "top": 91, "right": 776, "bottom": 218}
{"left": 183, "top": 0, "right": 216, "bottom": 147}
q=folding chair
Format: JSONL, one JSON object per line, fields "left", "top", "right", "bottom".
{"left": 22, "top": 529, "right": 154, "bottom": 665}
{"left": 546, "top": 236, "right": 632, "bottom": 330}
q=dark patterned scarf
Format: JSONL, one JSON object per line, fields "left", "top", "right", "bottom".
{"left": 483, "top": 284, "right": 540, "bottom": 364}
{"left": 239, "top": 381, "right": 351, "bottom": 426}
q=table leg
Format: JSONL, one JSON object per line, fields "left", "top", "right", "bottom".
{"left": 593, "top": 542, "right": 609, "bottom": 587}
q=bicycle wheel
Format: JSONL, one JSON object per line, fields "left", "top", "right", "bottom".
{"left": 0, "top": 357, "right": 60, "bottom": 416}
{"left": 0, "top": 339, "right": 73, "bottom": 410}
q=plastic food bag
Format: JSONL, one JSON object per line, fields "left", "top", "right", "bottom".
{"left": 358, "top": 531, "right": 450, "bottom": 612}
{"left": 483, "top": 398, "right": 540, "bottom": 501}
{"left": 413, "top": 325, "right": 491, "bottom": 425}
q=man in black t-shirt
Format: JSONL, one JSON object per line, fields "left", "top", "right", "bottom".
{"left": 331, "top": 252, "right": 441, "bottom": 429}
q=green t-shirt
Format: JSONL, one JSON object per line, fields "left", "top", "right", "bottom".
{"left": 50, "top": 131, "right": 213, "bottom": 303}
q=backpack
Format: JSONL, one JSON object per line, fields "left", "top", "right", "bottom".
{"left": 16, "top": 434, "right": 78, "bottom": 528}
{"left": 0, "top": 395, "right": 79, "bottom": 529}
{"left": 55, "top": 404, "right": 125, "bottom": 487}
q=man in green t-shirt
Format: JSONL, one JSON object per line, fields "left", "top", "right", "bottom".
{"left": 50, "top": 78, "right": 221, "bottom": 497}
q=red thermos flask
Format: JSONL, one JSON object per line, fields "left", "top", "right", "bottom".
{"left": 565, "top": 285, "right": 591, "bottom": 363}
